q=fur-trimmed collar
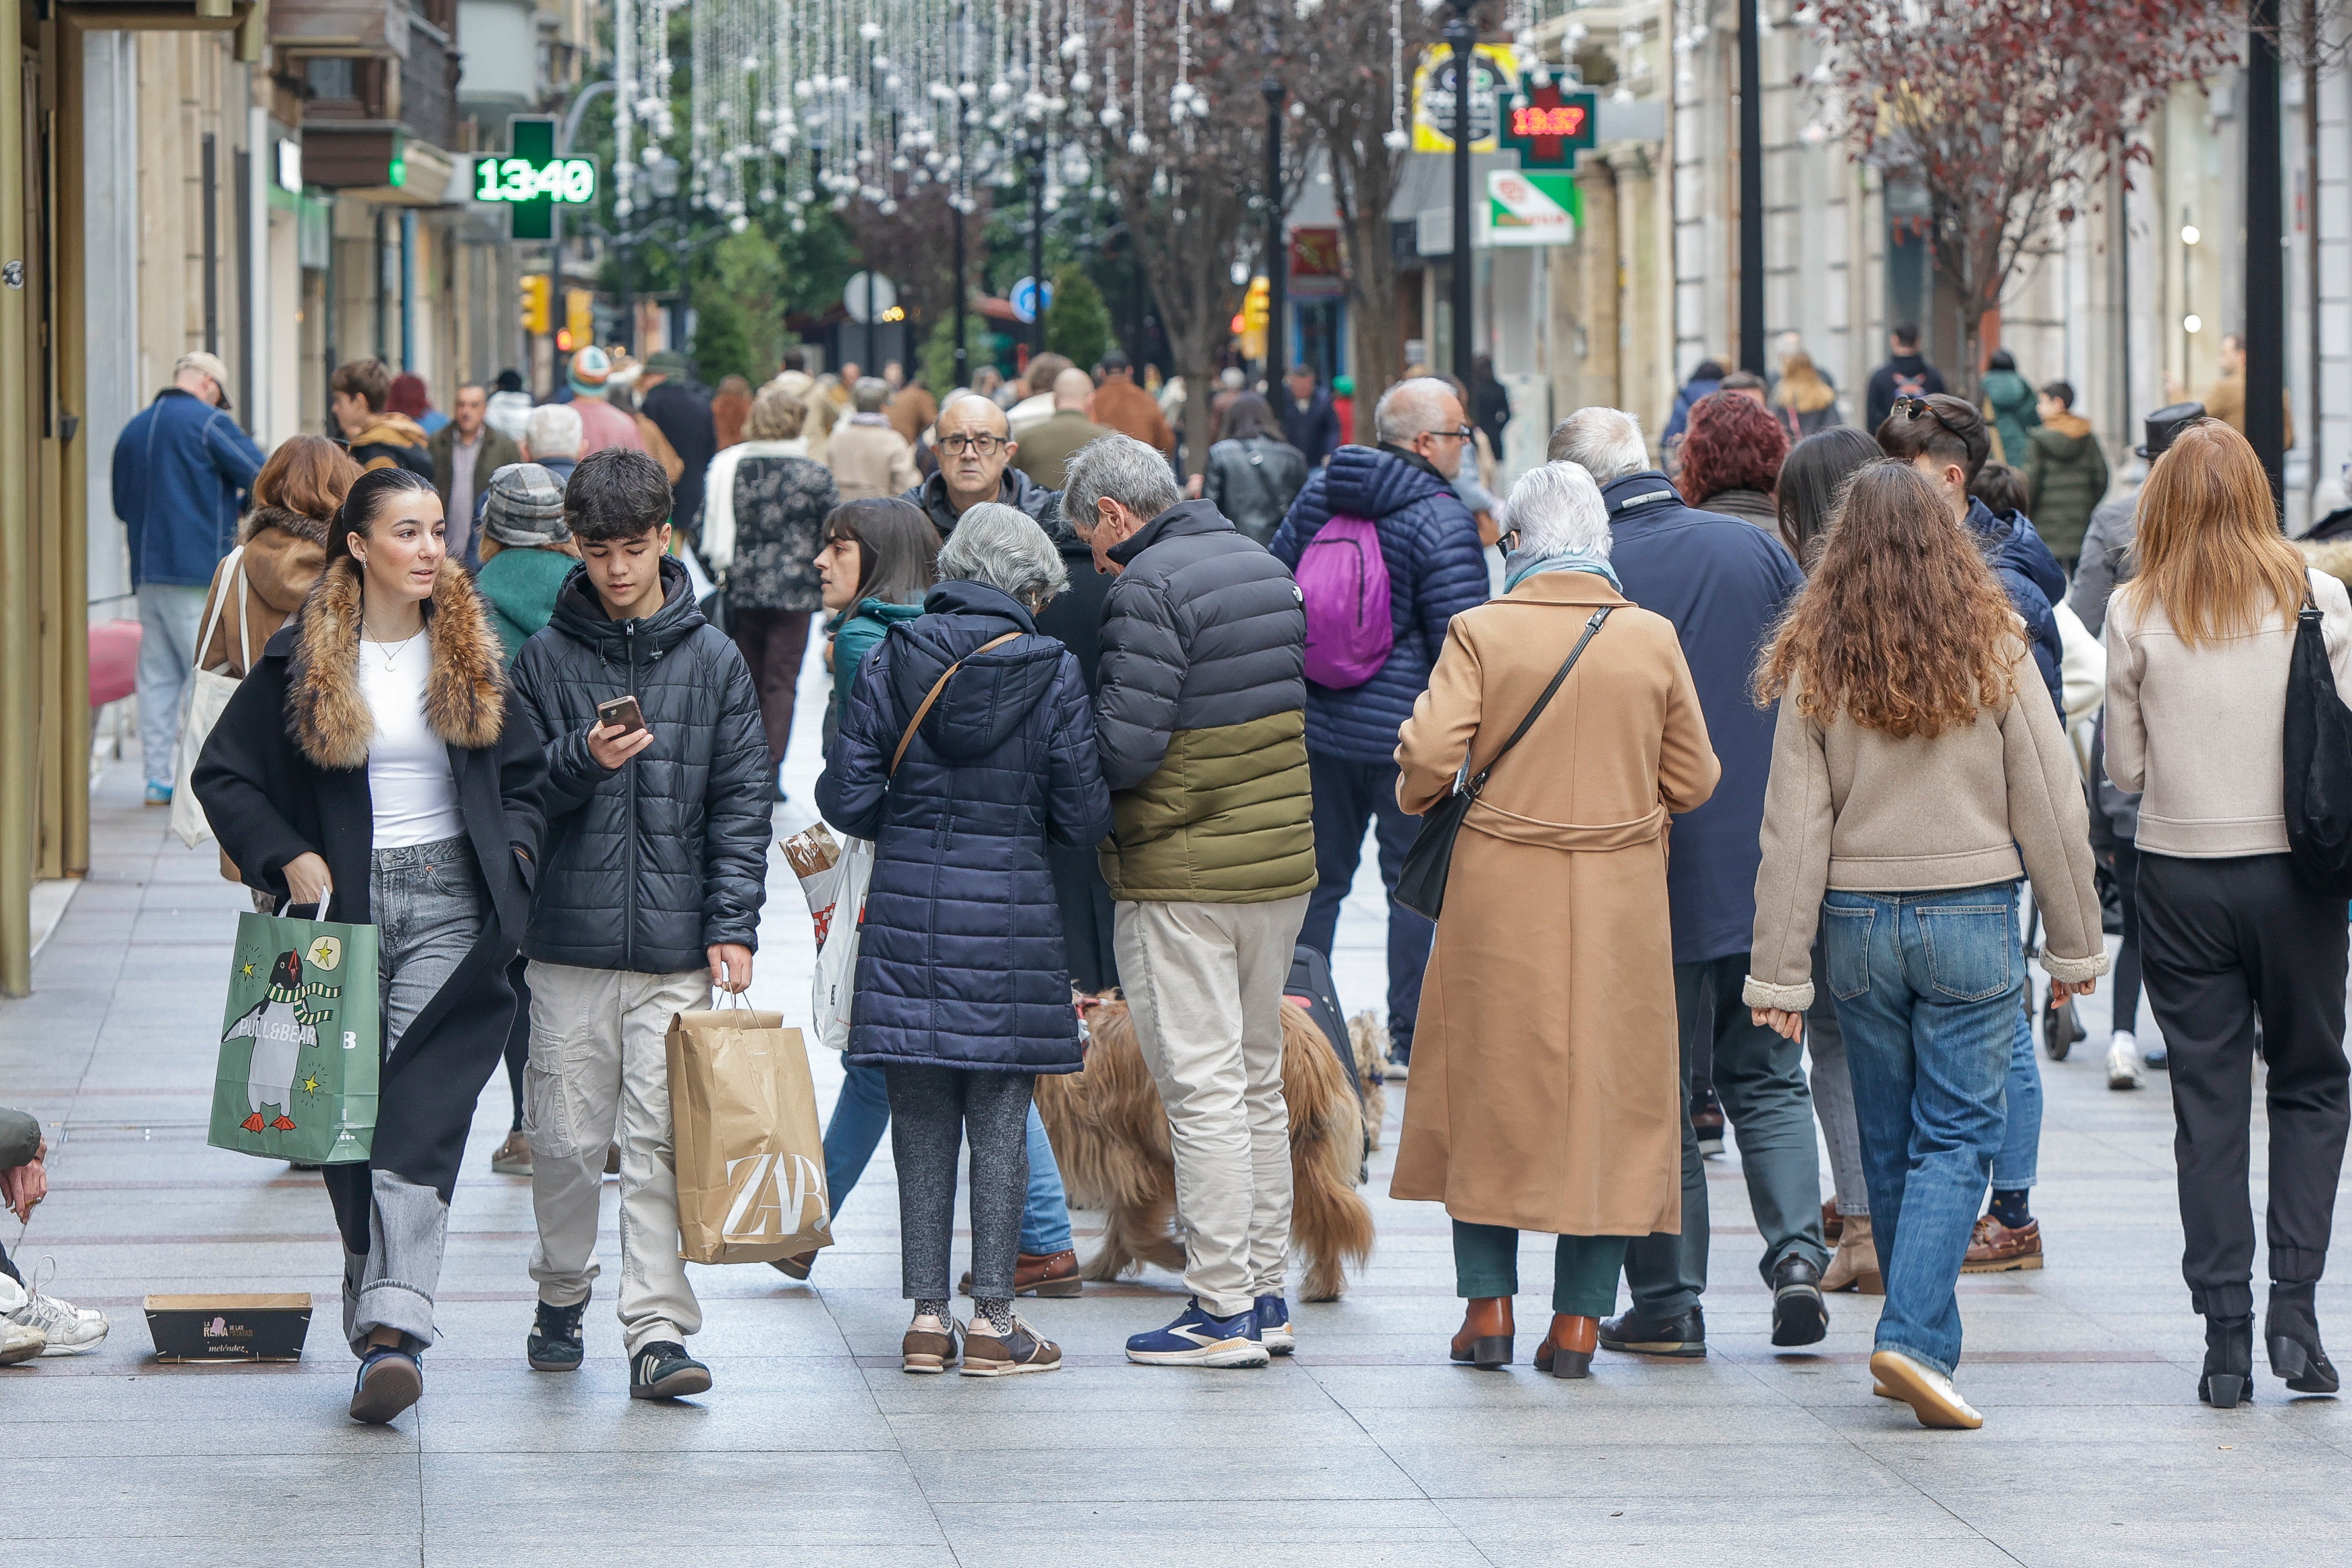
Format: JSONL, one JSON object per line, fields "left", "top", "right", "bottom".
{"left": 286, "top": 555, "right": 506, "bottom": 768}
{"left": 244, "top": 505, "right": 328, "bottom": 548}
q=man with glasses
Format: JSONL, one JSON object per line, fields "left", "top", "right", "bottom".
{"left": 1269, "top": 377, "right": 1490, "bottom": 1077}
{"left": 903, "top": 392, "right": 1062, "bottom": 538}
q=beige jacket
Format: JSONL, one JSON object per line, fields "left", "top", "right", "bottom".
{"left": 2105, "top": 566, "right": 2352, "bottom": 858}
{"left": 825, "top": 417, "right": 919, "bottom": 501}
{"left": 1744, "top": 639, "right": 2107, "bottom": 1011}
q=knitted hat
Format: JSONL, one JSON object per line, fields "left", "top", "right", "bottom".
{"left": 645, "top": 350, "right": 690, "bottom": 377}
{"left": 568, "top": 344, "right": 614, "bottom": 396}
{"left": 481, "top": 463, "right": 571, "bottom": 548}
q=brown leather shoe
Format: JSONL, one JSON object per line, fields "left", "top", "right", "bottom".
{"left": 1960, "top": 1215, "right": 2043, "bottom": 1273}
{"left": 957, "top": 1250, "right": 1083, "bottom": 1299}
{"left": 1449, "top": 1297, "right": 1514, "bottom": 1369}
{"left": 769, "top": 1251, "right": 816, "bottom": 1281}
{"left": 1533, "top": 1314, "right": 1599, "bottom": 1379}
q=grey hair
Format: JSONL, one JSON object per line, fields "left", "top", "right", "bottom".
{"left": 1061, "top": 433, "right": 1181, "bottom": 530}
{"left": 1545, "top": 406, "right": 1650, "bottom": 483}
{"left": 936, "top": 502, "right": 1070, "bottom": 606}
{"left": 1373, "top": 376, "right": 1458, "bottom": 444}
{"left": 854, "top": 376, "right": 890, "bottom": 414}
{"left": 524, "top": 403, "right": 584, "bottom": 460}
{"left": 1505, "top": 462, "right": 1613, "bottom": 559}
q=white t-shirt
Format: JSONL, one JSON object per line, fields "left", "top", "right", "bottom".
{"left": 360, "top": 631, "right": 463, "bottom": 847}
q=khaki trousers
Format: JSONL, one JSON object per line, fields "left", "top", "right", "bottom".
{"left": 1113, "top": 893, "right": 1310, "bottom": 1318}
{"left": 524, "top": 961, "right": 709, "bottom": 1353}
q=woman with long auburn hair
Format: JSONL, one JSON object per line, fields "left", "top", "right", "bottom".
{"left": 2106, "top": 418, "right": 2352, "bottom": 1409}
{"left": 1745, "top": 460, "right": 2105, "bottom": 1431}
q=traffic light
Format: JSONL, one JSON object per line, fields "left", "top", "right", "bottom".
{"left": 1239, "top": 275, "right": 1270, "bottom": 361}
{"left": 565, "top": 288, "right": 594, "bottom": 348}
{"left": 520, "top": 274, "right": 552, "bottom": 336}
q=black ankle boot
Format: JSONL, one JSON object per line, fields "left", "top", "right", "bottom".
{"left": 2200, "top": 1314, "right": 2254, "bottom": 1408}
{"left": 2267, "top": 1283, "right": 2341, "bottom": 1395}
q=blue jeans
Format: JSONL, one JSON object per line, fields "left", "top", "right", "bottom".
{"left": 1993, "top": 999, "right": 2041, "bottom": 1191}
{"left": 1299, "top": 752, "right": 1434, "bottom": 1057}
{"left": 1824, "top": 882, "right": 2022, "bottom": 1378}
{"left": 824, "top": 1062, "right": 1074, "bottom": 1255}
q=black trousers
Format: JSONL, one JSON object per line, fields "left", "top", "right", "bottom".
{"left": 2139, "top": 851, "right": 2351, "bottom": 1317}
{"left": 2111, "top": 837, "right": 2143, "bottom": 1035}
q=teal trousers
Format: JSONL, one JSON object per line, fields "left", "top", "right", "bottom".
{"left": 1452, "top": 1220, "right": 1632, "bottom": 1317}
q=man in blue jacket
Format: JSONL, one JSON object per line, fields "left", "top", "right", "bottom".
{"left": 110, "top": 350, "right": 266, "bottom": 804}
{"left": 1279, "top": 365, "right": 1342, "bottom": 469}
{"left": 1549, "top": 407, "right": 1831, "bottom": 1358}
{"left": 1269, "top": 378, "right": 1490, "bottom": 1071}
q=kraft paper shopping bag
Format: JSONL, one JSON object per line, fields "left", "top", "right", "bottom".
{"left": 667, "top": 1005, "right": 834, "bottom": 1264}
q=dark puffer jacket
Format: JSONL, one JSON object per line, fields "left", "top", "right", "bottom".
{"left": 1968, "top": 496, "right": 2066, "bottom": 715}
{"left": 1268, "top": 444, "right": 1490, "bottom": 762}
{"left": 902, "top": 465, "right": 1061, "bottom": 538}
{"left": 1095, "top": 499, "right": 1316, "bottom": 903}
{"left": 1206, "top": 435, "right": 1310, "bottom": 544}
{"left": 816, "top": 578, "right": 1112, "bottom": 1072}
{"left": 509, "top": 555, "right": 772, "bottom": 973}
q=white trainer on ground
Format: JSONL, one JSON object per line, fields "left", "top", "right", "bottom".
{"left": 5, "top": 1268, "right": 109, "bottom": 1355}
{"left": 1869, "top": 1347, "right": 1984, "bottom": 1429}
{"left": 2107, "top": 1030, "right": 2146, "bottom": 1091}
{"left": 0, "top": 1274, "right": 46, "bottom": 1362}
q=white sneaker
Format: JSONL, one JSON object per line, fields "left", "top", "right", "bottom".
{"left": 7, "top": 1269, "right": 108, "bottom": 1356}
{"left": 0, "top": 1276, "right": 43, "bottom": 1363}
{"left": 1869, "top": 1348, "right": 1984, "bottom": 1429}
{"left": 2107, "top": 1033, "right": 2146, "bottom": 1090}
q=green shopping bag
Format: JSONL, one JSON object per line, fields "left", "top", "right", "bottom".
{"left": 207, "top": 901, "right": 380, "bottom": 1165}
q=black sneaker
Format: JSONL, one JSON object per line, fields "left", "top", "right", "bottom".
{"left": 1769, "top": 1254, "right": 1828, "bottom": 1347}
{"left": 527, "top": 1300, "right": 585, "bottom": 1371}
{"left": 1598, "top": 1303, "right": 1707, "bottom": 1358}
{"left": 629, "top": 1339, "right": 712, "bottom": 1399}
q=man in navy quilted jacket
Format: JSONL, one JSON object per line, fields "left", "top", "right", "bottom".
{"left": 1269, "top": 379, "right": 1490, "bottom": 1070}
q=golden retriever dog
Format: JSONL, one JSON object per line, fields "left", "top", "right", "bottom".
{"left": 1036, "top": 998, "right": 1377, "bottom": 1301}
{"left": 1349, "top": 1010, "right": 1391, "bottom": 1152}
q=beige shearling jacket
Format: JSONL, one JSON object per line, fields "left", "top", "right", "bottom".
{"left": 1743, "top": 638, "right": 2108, "bottom": 1012}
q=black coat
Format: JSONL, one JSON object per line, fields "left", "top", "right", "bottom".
{"left": 643, "top": 381, "right": 719, "bottom": 537}
{"left": 192, "top": 558, "right": 547, "bottom": 1226}
{"left": 1280, "top": 391, "right": 1342, "bottom": 469}
{"left": 1034, "top": 520, "right": 1119, "bottom": 991}
{"left": 507, "top": 555, "right": 772, "bottom": 973}
{"left": 815, "top": 578, "right": 1113, "bottom": 1072}
{"left": 1205, "top": 435, "right": 1310, "bottom": 545}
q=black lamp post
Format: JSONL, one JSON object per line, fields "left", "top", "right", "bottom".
{"left": 1263, "top": 76, "right": 1286, "bottom": 388}
{"left": 952, "top": 109, "right": 969, "bottom": 390}
{"left": 2246, "top": 0, "right": 2286, "bottom": 503}
{"left": 1737, "top": 0, "right": 1765, "bottom": 374}
{"left": 1029, "top": 135, "right": 1048, "bottom": 360}
{"left": 1446, "top": 0, "right": 1477, "bottom": 387}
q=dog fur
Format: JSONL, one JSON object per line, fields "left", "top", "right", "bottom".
{"left": 1035, "top": 999, "right": 1377, "bottom": 1301}
{"left": 1349, "top": 1010, "right": 1390, "bottom": 1153}
{"left": 288, "top": 555, "right": 506, "bottom": 769}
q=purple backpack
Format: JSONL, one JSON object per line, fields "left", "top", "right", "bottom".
{"left": 1297, "top": 514, "right": 1394, "bottom": 689}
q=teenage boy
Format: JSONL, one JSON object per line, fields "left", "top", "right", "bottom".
{"left": 507, "top": 448, "right": 772, "bottom": 1399}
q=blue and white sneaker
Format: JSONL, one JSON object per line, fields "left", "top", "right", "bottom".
{"left": 1125, "top": 1298, "right": 1269, "bottom": 1367}
{"left": 1255, "top": 1295, "right": 1295, "bottom": 1355}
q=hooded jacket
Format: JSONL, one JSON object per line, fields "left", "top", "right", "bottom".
{"left": 902, "top": 464, "right": 1062, "bottom": 538}
{"left": 1268, "top": 443, "right": 1491, "bottom": 763}
{"left": 829, "top": 597, "right": 927, "bottom": 706}
{"left": 1979, "top": 367, "right": 2040, "bottom": 465}
{"left": 1968, "top": 496, "right": 2066, "bottom": 715}
{"left": 197, "top": 506, "right": 328, "bottom": 678}
{"left": 2023, "top": 414, "right": 2109, "bottom": 562}
{"left": 507, "top": 555, "right": 772, "bottom": 972}
{"left": 1865, "top": 353, "right": 1948, "bottom": 435}
{"left": 815, "top": 578, "right": 1113, "bottom": 1072}
{"left": 474, "top": 544, "right": 575, "bottom": 663}
{"left": 1096, "top": 499, "right": 1317, "bottom": 903}
{"left": 112, "top": 387, "right": 268, "bottom": 587}
{"left": 346, "top": 412, "right": 437, "bottom": 478}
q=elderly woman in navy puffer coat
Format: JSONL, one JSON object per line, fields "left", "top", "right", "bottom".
{"left": 815, "top": 501, "right": 1113, "bottom": 1379}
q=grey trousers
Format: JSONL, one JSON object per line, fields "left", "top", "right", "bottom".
{"left": 338, "top": 836, "right": 483, "bottom": 1354}
{"left": 1623, "top": 954, "right": 1830, "bottom": 1317}
{"left": 884, "top": 1064, "right": 1035, "bottom": 1302}
{"left": 1806, "top": 932, "right": 1870, "bottom": 1218}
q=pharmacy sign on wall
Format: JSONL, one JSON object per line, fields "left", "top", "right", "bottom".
{"left": 1487, "top": 169, "right": 1580, "bottom": 247}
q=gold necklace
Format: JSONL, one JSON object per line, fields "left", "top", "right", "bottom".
{"left": 361, "top": 629, "right": 422, "bottom": 672}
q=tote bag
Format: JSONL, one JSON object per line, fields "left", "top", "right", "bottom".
{"left": 207, "top": 897, "right": 380, "bottom": 1165}
{"left": 170, "top": 547, "right": 249, "bottom": 849}
{"left": 2283, "top": 594, "right": 2352, "bottom": 896}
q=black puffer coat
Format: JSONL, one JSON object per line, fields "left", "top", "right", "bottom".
{"left": 1205, "top": 434, "right": 1310, "bottom": 544}
{"left": 508, "top": 555, "right": 772, "bottom": 972}
{"left": 815, "top": 578, "right": 1112, "bottom": 1073}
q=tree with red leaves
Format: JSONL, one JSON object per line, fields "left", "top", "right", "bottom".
{"left": 1808, "top": 0, "right": 2237, "bottom": 390}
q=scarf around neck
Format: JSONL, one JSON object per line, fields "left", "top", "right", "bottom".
{"left": 1504, "top": 546, "right": 1621, "bottom": 594}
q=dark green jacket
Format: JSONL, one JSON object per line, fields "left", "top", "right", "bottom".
{"left": 475, "top": 545, "right": 575, "bottom": 663}
{"left": 831, "top": 597, "right": 927, "bottom": 706}
{"left": 2024, "top": 417, "right": 2110, "bottom": 562}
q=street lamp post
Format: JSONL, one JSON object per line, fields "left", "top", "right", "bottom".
{"left": 952, "top": 109, "right": 969, "bottom": 391}
{"left": 1737, "top": 0, "right": 1765, "bottom": 374}
{"left": 1263, "top": 77, "right": 1286, "bottom": 389}
{"left": 2246, "top": 0, "right": 2286, "bottom": 503}
{"left": 1446, "top": 0, "right": 1478, "bottom": 387}
{"left": 1029, "top": 135, "right": 1047, "bottom": 361}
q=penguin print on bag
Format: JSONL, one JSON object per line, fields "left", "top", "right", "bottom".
{"left": 221, "top": 949, "right": 339, "bottom": 1132}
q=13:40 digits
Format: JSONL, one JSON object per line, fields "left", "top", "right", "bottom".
{"left": 475, "top": 157, "right": 596, "bottom": 204}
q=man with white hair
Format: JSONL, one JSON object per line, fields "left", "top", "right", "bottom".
{"left": 1546, "top": 406, "right": 1825, "bottom": 1359}
{"left": 1268, "top": 376, "right": 1489, "bottom": 1075}
{"left": 1067, "top": 432, "right": 1317, "bottom": 1368}
{"left": 521, "top": 403, "right": 587, "bottom": 489}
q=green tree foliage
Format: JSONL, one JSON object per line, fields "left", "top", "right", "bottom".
{"left": 691, "top": 229, "right": 789, "bottom": 385}
{"left": 919, "top": 312, "right": 998, "bottom": 400}
{"left": 1045, "top": 267, "right": 1111, "bottom": 374}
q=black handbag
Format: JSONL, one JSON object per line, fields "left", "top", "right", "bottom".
{"left": 2283, "top": 593, "right": 2352, "bottom": 896}
{"left": 1393, "top": 607, "right": 1611, "bottom": 921}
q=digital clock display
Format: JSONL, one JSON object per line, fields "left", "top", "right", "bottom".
{"left": 475, "top": 156, "right": 598, "bottom": 205}
{"left": 1510, "top": 105, "right": 1587, "bottom": 140}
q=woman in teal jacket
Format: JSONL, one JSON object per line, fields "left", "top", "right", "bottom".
{"left": 818, "top": 498, "right": 941, "bottom": 711}
{"left": 1979, "top": 349, "right": 2040, "bottom": 467}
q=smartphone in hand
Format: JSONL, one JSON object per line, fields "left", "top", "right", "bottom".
{"left": 596, "top": 695, "right": 646, "bottom": 736}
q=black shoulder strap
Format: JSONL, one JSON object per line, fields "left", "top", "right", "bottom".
{"left": 1463, "top": 607, "right": 1611, "bottom": 796}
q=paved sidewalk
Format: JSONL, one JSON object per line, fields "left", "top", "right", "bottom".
{"left": 6, "top": 642, "right": 2350, "bottom": 1567}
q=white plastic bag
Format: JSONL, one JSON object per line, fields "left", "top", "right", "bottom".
{"left": 809, "top": 835, "right": 874, "bottom": 1052}
{"left": 171, "top": 548, "right": 249, "bottom": 849}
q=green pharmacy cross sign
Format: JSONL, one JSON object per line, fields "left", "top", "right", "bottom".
{"left": 479, "top": 118, "right": 597, "bottom": 239}
{"left": 1500, "top": 81, "right": 1599, "bottom": 170}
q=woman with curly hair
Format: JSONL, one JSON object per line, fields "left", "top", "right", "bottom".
{"left": 1744, "top": 460, "right": 2105, "bottom": 1431}
{"left": 1678, "top": 389, "right": 1791, "bottom": 534}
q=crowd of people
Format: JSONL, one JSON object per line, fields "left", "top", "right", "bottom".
{"left": 61, "top": 325, "right": 2336, "bottom": 1439}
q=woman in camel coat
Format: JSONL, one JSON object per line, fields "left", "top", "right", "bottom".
{"left": 1392, "top": 461, "right": 1720, "bottom": 1380}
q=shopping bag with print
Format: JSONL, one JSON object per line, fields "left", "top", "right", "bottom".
{"left": 807, "top": 834, "right": 874, "bottom": 1053}
{"left": 208, "top": 901, "right": 379, "bottom": 1165}
{"left": 668, "top": 1003, "right": 834, "bottom": 1264}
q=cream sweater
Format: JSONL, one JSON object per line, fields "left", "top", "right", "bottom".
{"left": 2104, "top": 566, "right": 2352, "bottom": 858}
{"left": 1743, "top": 639, "right": 2108, "bottom": 1012}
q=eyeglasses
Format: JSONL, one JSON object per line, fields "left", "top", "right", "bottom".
{"left": 940, "top": 433, "right": 1007, "bottom": 456}
{"left": 1425, "top": 424, "right": 1475, "bottom": 443}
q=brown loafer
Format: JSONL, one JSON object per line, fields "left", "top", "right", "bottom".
{"left": 1960, "top": 1215, "right": 2043, "bottom": 1273}
{"left": 961, "top": 1317, "right": 1062, "bottom": 1377}
{"left": 1449, "top": 1296, "right": 1514, "bottom": 1369}
{"left": 957, "top": 1249, "right": 1082, "bottom": 1299}
{"left": 901, "top": 1318, "right": 962, "bottom": 1374}
{"left": 1533, "top": 1314, "right": 1599, "bottom": 1379}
